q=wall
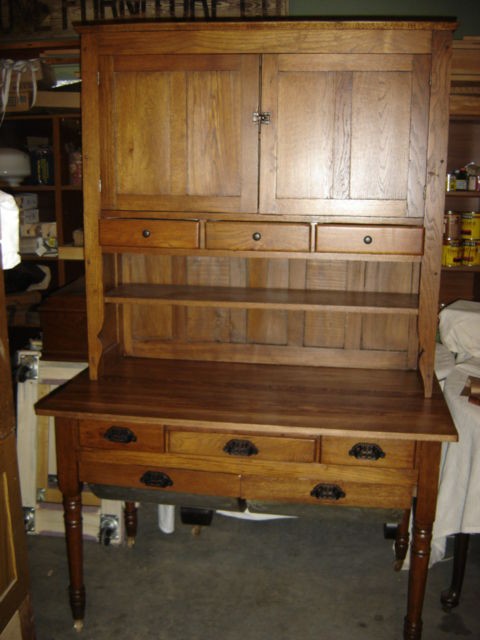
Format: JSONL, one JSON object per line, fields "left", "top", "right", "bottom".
{"left": 289, "top": 0, "right": 480, "bottom": 38}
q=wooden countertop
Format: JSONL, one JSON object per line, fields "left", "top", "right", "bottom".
{"left": 35, "top": 358, "right": 457, "bottom": 443}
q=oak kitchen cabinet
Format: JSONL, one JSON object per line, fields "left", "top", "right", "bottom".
{"left": 79, "top": 21, "right": 454, "bottom": 397}
{"left": 36, "top": 20, "right": 458, "bottom": 640}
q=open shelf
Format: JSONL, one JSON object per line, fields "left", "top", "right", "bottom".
{"left": 105, "top": 284, "right": 419, "bottom": 314}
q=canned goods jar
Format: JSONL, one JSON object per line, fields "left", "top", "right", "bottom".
{"left": 462, "top": 240, "right": 476, "bottom": 266}
{"left": 442, "top": 240, "right": 462, "bottom": 267}
{"left": 461, "top": 212, "right": 480, "bottom": 239}
{"left": 475, "top": 241, "right": 480, "bottom": 266}
{"left": 443, "top": 211, "right": 462, "bottom": 240}
{"left": 446, "top": 173, "right": 456, "bottom": 191}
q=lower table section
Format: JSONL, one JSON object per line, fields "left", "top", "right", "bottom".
{"left": 35, "top": 358, "right": 457, "bottom": 640}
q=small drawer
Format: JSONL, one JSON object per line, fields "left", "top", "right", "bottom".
{"left": 321, "top": 437, "right": 415, "bottom": 469}
{"left": 100, "top": 219, "right": 199, "bottom": 249}
{"left": 205, "top": 222, "right": 310, "bottom": 252}
{"left": 79, "top": 420, "right": 164, "bottom": 452}
{"left": 79, "top": 461, "right": 240, "bottom": 498}
{"left": 315, "top": 225, "right": 424, "bottom": 255}
{"left": 167, "top": 429, "right": 316, "bottom": 463}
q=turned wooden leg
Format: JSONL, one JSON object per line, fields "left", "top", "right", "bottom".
{"left": 124, "top": 501, "right": 138, "bottom": 548}
{"left": 403, "top": 442, "right": 442, "bottom": 640}
{"left": 394, "top": 509, "right": 411, "bottom": 571}
{"left": 63, "top": 494, "right": 85, "bottom": 631}
{"left": 440, "top": 533, "right": 470, "bottom": 611}
{"left": 404, "top": 520, "right": 432, "bottom": 639}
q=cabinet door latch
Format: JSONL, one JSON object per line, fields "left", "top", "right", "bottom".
{"left": 252, "top": 111, "right": 271, "bottom": 125}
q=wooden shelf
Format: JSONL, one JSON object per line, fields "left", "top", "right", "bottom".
{"left": 445, "top": 191, "right": 480, "bottom": 197}
{"left": 105, "top": 284, "right": 419, "bottom": 314}
{"left": 442, "top": 265, "right": 480, "bottom": 273}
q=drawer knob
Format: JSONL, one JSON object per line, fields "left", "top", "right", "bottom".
{"left": 140, "top": 471, "right": 173, "bottom": 488}
{"left": 349, "top": 443, "right": 385, "bottom": 461}
{"left": 103, "top": 426, "right": 137, "bottom": 444}
{"left": 363, "top": 235, "right": 373, "bottom": 245}
{"left": 223, "top": 439, "right": 259, "bottom": 457}
{"left": 310, "top": 483, "right": 346, "bottom": 501}
{"left": 142, "top": 229, "right": 151, "bottom": 238}
{"left": 252, "top": 232, "right": 262, "bottom": 241}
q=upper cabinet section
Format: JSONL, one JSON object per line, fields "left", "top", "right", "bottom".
{"left": 82, "top": 21, "right": 455, "bottom": 220}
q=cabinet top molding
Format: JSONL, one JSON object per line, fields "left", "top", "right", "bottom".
{"left": 76, "top": 18, "right": 459, "bottom": 34}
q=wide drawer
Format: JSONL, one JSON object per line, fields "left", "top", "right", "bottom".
{"left": 80, "top": 461, "right": 241, "bottom": 497}
{"left": 315, "top": 225, "right": 424, "bottom": 255}
{"left": 321, "top": 437, "right": 415, "bottom": 469}
{"left": 79, "top": 420, "right": 164, "bottom": 452}
{"left": 205, "top": 222, "right": 310, "bottom": 252}
{"left": 241, "top": 474, "right": 413, "bottom": 509}
{"left": 167, "top": 429, "right": 316, "bottom": 463}
{"left": 99, "top": 219, "right": 199, "bottom": 249}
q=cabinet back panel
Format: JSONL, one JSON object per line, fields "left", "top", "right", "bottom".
{"left": 116, "top": 254, "right": 419, "bottom": 366}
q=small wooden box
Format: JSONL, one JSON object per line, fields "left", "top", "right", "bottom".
{"left": 39, "top": 277, "right": 87, "bottom": 361}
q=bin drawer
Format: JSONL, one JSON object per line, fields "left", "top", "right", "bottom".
{"left": 100, "top": 219, "right": 199, "bottom": 249}
{"left": 316, "top": 225, "right": 424, "bottom": 255}
{"left": 206, "top": 222, "right": 310, "bottom": 252}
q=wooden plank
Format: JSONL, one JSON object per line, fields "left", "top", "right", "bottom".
{"left": 104, "top": 283, "right": 419, "bottom": 312}
{"left": 35, "top": 359, "right": 458, "bottom": 442}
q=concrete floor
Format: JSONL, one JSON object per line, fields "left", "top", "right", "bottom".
{"left": 27, "top": 504, "right": 480, "bottom": 640}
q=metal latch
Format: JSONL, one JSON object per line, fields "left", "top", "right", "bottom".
{"left": 252, "top": 111, "right": 271, "bottom": 125}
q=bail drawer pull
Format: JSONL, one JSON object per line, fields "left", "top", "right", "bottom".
{"left": 140, "top": 471, "right": 173, "bottom": 488}
{"left": 310, "top": 483, "right": 346, "bottom": 501}
{"left": 103, "top": 426, "right": 137, "bottom": 444}
{"left": 223, "top": 439, "right": 259, "bottom": 457}
{"left": 349, "top": 443, "right": 385, "bottom": 461}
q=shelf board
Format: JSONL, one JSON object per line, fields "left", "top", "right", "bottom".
{"left": 445, "top": 190, "right": 480, "bottom": 197}
{"left": 105, "top": 284, "right": 419, "bottom": 314}
{"left": 442, "top": 265, "right": 480, "bottom": 272}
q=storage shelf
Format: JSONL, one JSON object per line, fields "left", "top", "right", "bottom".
{"left": 445, "top": 191, "right": 480, "bottom": 197}
{"left": 105, "top": 284, "right": 419, "bottom": 314}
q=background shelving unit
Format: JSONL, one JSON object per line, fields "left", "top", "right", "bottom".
{"left": 440, "top": 37, "right": 480, "bottom": 306}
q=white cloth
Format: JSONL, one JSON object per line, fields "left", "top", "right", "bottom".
{"left": 430, "top": 356, "right": 480, "bottom": 565}
{"left": 0, "top": 190, "right": 20, "bottom": 269}
{"left": 439, "top": 300, "right": 480, "bottom": 362}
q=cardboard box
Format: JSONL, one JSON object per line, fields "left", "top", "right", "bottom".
{"left": 20, "top": 209, "right": 40, "bottom": 224}
{"left": 35, "top": 90, "right": 80, "bottom": 109}
{"left": 14, "top": 193, "right": 38, "bottom": 209}
{"left": 6, "top": 89, "right": 31, "bottom": 112}
{"left": 20, "top": 222, "right": 57, "bottom": 239}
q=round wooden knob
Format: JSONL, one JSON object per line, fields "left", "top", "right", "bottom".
{"left": 252, "top": 232, "right": 262, "bottom": 241}
{"left": 142, "top": 229, "right": 151, "bottom": 238}
{"left": 363, "top": 235, "right": 373, "bottom": 245}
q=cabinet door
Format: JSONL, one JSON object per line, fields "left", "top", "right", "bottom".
{"left": 259, "top": 54, "right": 431, "bottom": 218}
{"left": 99, "top": 54, "right": 259, "bottom": 213}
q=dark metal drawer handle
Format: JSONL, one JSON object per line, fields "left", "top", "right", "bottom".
{"left": 363, "top": 235, "right": 373, "bottom": 245}
{"left": 103, "top": 426, "right": 137, "bottom": 444}
{"left": 349, "top": 442, "right": 385, "bottom": 461}
{"left": 310, "top": 483, "right": 346, "bottom": 501}
{"left": 142, "top": 229, "right": 151, "bottom": 238}
{"left": 223, "top": 439, "right": 259, "bottom": 457}
{"left": 140, "top": 471, "right": 173, "bottom": 488}
{"left": 252, "top": 232, "right": 262, "bottom": 241}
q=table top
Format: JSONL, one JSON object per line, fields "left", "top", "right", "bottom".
{"left": 35, "top": 358, "right": 457, "bottom": 443}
